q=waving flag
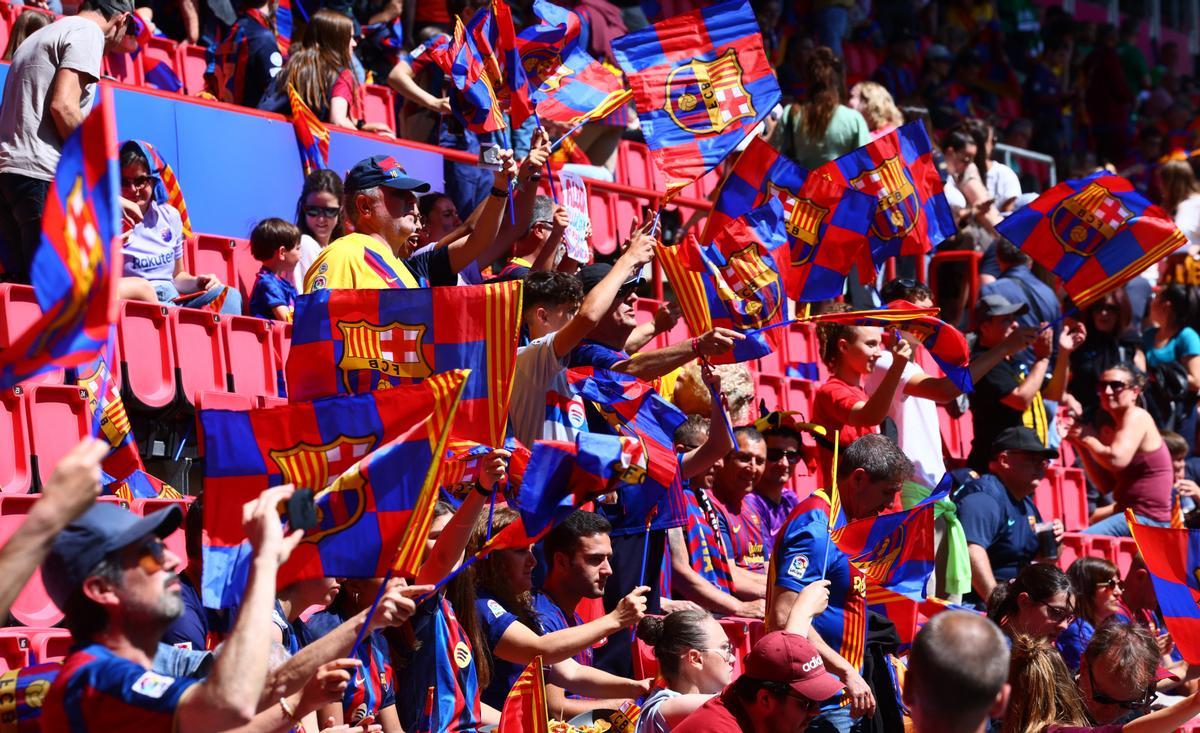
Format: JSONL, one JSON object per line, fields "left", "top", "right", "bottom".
{"left": 74, "top": 352, "right": 144, "bottom": 480}
{"left": 125, "top": 139, "right": 193, "bottom": 239}
{"left": 834, "top": 485, "right": 946, "bottom": 603}
{"left": 702, "top": 136, "right": 807, "bottom": 242}
{"left": 518, "top": 0, "right": 584, "bottom": 93}
{"left": 106, "top": 468, "right": 182, "bottom": 500}
{"left": 879, "top": 300, "right": 972, "bottom": 392}
{"left": 498, "top": 657, "right": 549, "bottom": 733}
{"left": 659, "top": 199, "right": 790, "bottom": 364}
{"left": 287, "top": 83, "right": 330, "bottom": 176}
{"left": 489, "top": 0, "right": 534, "bottom": 127}
{"left": 564, "top": 368, "right": 687, "bottom": 533}
{"left": 535, "top": 57, "right": 631, "bottom": 126}
{"left": 817, "top": 121, "right": 955, "bottom": 273}
{"left": 481, "top": 433, "right": 646, "bottom": 554}
{"left": 0, "top": 86, "right": 119, "bottom": 389}
{"left": 200, "top": 371, "right": 468, "bottom": 607}
{"left": 438, "top": 16, "right": 507, "bottom": 133}
{"left": 286, "top": 283, "right": 522, "bottom": 448}
{"left": 274, "top": 0, "right": 293, "bottom": 53}
{"left": 996, "top": 172, "right": 1185, "bottom": 308}
{"left": 612, "top": 0, "right": 780, "bottom": 195}
{"left": 1127, "top": 513, "right": 1200, "bottom": 664}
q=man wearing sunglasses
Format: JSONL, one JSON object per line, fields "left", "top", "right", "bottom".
{"left": 40, "top": 486, "right": 320, "bottom": 732}
{"left": 0, "top": 0, "right": 133, "bottom": 283}
{"left": 1078, "top": 622, "right": 1162, "bottom": 725}
{"left": 747, "top": 412, "right": 805, "bottom": 558}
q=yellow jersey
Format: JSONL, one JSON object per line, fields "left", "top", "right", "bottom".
{"left": 304, "top": 233, "right": 421, "bottom": 292}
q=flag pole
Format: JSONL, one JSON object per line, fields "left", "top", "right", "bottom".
{"left": 348, "top": 567, "right": 395, "bottom": 655}
{"left": 820, "top": 429, "right": 839, "bottom": 581}
{"left": 549, "top": 117, "right": 589, "bottom": 152}
{"left": 532, "top": 112, "right": 559, "bottom": 204}
{"left": 505, "top": 127, "right": 517, "bottom": 226}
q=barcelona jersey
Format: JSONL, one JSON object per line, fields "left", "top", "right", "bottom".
{"left": 307, "top": 609, "right": 395, "bottom": 725}
{"left": 711, "top": 494, "right": 767, "bottom": 570}
{"left": 43, "top": 643, "right": 199, "bottom": 732}
{"left": 392, "top": 595, "right": 482, "bottom": 732}
{"left": 768, "top": 491, "right": 866, "bottom": 694}
{"left": 681, "top": 488, "right": 735, "bottom": 595}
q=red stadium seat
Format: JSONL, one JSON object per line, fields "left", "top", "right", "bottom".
{"left": 231, "top": 238, "right": 262, "bottom": 308}
{"left": 1056, "top": 467, "right": 1089, "bottom": 533}
{"left": 104, "top": 52, "right": 144, "bottom": 86}
{"left": 756, "top": 373, "right": 786, "bottom": 414}
{"left": 258, "top": 395, "right": 288, "bottom": 408}
{"left": 633, "top": 625, "right": 659, "bottom": 679}
{"left": 1058, "top": 532, "right": 1092, "bottom": 571}
{"left": 784, "top": 323, "right": 819, "bottom": 374}
{"left": 0, "top": 283, "right": 41, "bottom": 349}
{"left": 0, "top": 387, "right": 32, "bottom": 494}
{"left": 617, "top": 141, "right": 654, "bottom": 191}
{"left": 784, "top": 378, "right": 814, "bottom": 419}
{"left": 0, "top": 5, "right": 12, "bottom": 57}
{"left": 222, "top": 315, "right": 278, "bottom": 399}
{"left": 196, "top": 390, "right": 254, "bottom": 412}
{"left": 273, "top": 322, "right": 292, "bottom": 396}
{"left": 145, "top": 37, "right": 182, "bottom": 84}
{"left": 177, "top": 43, "right": 209, "bottom": 95}
{"left": 363, "top": 85, "right": 396, "bottom": 134}
{"left": 117, "top": 300, "right": 177, "bottom": 410}
{"left": 186, "top": 234, "right": 240, "bottom": 297}
{"left": 0, "top": 496, "right": 61, "bottom": 626}
{"left": 1033, "top": 473, "right": 1058, "bottom": 523}
{"left": 588, "top": 189, "right": 618, "bottom": 256}
{"left": 0, "top": 631, "right": 32, "bottom": 672}
{"left": 170, "top": 309, "right": 230, "bottom": 408}
{"left": 25, "top": 384, "right": 90, "bottom": 491}
{"left": 132, "top": 497, "right": 193, "bottom": 572}
{"left": 716, "top": 618, "right": 751, "bottom": 677}
{"left": 26, "top": 628, "right": 71, "bottom": 664}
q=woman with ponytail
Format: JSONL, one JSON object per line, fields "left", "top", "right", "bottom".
{"left": 634, "top": 611, "right": 732, "bottom": 733}
{"left": 987, "top": 564, "right": 1077, "bottom": 642}
{"left": 771, "top": 46, "right": 869, "bottom": 169}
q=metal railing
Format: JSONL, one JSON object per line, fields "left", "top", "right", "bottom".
{"left": 994, "top": 143, "right": 1058, "bottom": 189}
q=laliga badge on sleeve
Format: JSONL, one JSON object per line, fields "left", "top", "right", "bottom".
{"left": 131, "top": 671, "right": 175, "bottom": 700}
{"left": 788, "top": 554, "right": 809, "bottom": 580}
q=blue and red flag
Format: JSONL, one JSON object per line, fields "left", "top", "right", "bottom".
{"left": 435, "top": 16, "right": 507, "bottom": 133}
{"left": 517, "top": 0, "right": 584, "bottom": 95}
{"left": 0, "top": 663, "right": 60, "bottom": 733}
{"left": 564, "top": 368, "right": 687, "bottom": 530}
{"left": 701, "top": 136, "right": 807, "bottom": 243}
{"left": 611, "top": 0, "right": 780, "bottom": 196}
{"left": 480, "top": 433, "right": 649, "bottom": 554}
{"left": 124, "top": 139, "right": 193, "bottom": 239}
{"left": 815, "top": 120, "right": 955, "bottom": 273}
{"left": 206, "top": 10, "right": 282, "bottom": 105}
{"left": 286, "top": 283, "right": 522, "bottom": 450}
{"left": 105, "top": 468, "right": 183, "bottom": 500}
{"left": 199, "top": 371, "right": 467, "bottom": 607}
{"left": 996, "top": 172, "right": 1186, "bottom": 309}
{"left": 658, "top": 199, "right": 790, "bottom": 364}
{"left": 488, "top": 0, "right": 534, "bottom": 127}
{"left": 74, "top": 352, "right": 144, "bottom": 480}
{"left": 126, "top": 14, "right": 184, "bottom": 93}
{"left": 274, "top": 0, "right": 293, "bottom": 54}
{"left": 535, "top": 58, "right": 632, "bottom": 126}
{"left": 1127, "top": 512, "right": 1200, "bottom": 664}
{"left": 0, "top": 86, "right": 119, "bottom": 389}
{"left": 287, "top": 83, "right": 330, "bottom": 176}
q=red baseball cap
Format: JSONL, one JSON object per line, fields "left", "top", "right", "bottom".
{"left": 743, "top": 632, "right": 845, "bottom": 702}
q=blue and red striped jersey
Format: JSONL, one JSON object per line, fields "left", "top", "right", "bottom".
{"left": 308, "top": 609, "right": 396, "bottom": 724}
{"left": 393, "top": 596, "right": 482, "bottom": 733}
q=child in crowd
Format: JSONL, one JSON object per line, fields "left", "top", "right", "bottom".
{"left": 248, "top": 218, "right": 302, "bottom": 322}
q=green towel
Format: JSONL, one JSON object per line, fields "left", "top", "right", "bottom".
{"left": 901, "top": 480, "right": 971, "bottom": 597}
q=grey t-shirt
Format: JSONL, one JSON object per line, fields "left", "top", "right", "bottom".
{"left": 0, "top": 16, "right": 104, "bottom": 180}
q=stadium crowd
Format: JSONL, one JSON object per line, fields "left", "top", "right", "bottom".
{"left": 3, "top": 0, "right": 1200, "bottom": 732}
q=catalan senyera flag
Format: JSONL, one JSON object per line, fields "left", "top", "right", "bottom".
{"left": 996, "top": 172, "right": 1186, "bottom": 309}
{"left": 1127, "top": 512, "right": 1200, "bottom": 663}
{"left": 287, "top": 83, "right": 330, "bottom": 176}
{"left": 0, "top": 86, "right": 119, "bottom": 389}
{"left": 286, "top": 283, "right": 522, "bottom": 448}
{"left": 659, "top": 199, "right": 790, "bottom": 364}
{"left": 74, "top": 351, "right": 144, "bottom": 480}
{"left": 816, "top": 120, "right": 955, "bottom": 275}
{"left": 199, "top": 371, "right": 468, "bottom": 608}
{"left": 611, "top": 0, "right": 780, "bottom": 195}
{"left": 480, "top": 433, "right": 647, "bottom": 555}
{"left": 497, "top": 657, "right": 549, "bottom": 733}
{"left": 0, "top": 663, "right": 60, "bottom": 733}
{"left": 125, "top": 139, "right": 193, "bottom": 239}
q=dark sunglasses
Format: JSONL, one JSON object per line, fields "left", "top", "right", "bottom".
{"left": 304, "top": 206, "right": 340, "bottom": 219}
{"left": 1096, "top": 578, "right": 1124, "bottom": 590}
{"left": 122, "top": 175, "right": 153, "bottom": 189}
{"left": 1035, "top": 598, "right": 1076, "bottom": 624}
{"left": 766, "top": 448, "right": 802, "bottom": 464}
{"left": 126, "top": 537, "right": 167, "bottom": 573}
{"left": 1086, "top": 664, "right": 1157, "bottom": 710}
{"left": 1098, "top": 380, "right": 1131, "bottom": 394}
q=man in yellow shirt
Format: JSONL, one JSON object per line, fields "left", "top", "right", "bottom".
{"left": 305, "top": 152, "right": 516, "bottom": 292}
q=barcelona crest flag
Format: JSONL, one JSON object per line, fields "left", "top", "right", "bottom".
{"left": 74, "top": 352, "right": 145, "bottom": 481}
{"left": 611, "top": 0, "right": 780, "bottom": 195}
{"left": 286, "top": 283, "right": 522, "bottom": 448}
{"left": 816, "top": 120, "right": 955, "bottom": 272}
{"left": 996, "top": 172, "right": 1185, "bottom": 309}
{"left": 199, "top": 372, "right": 468, "bottom": 608}
{"left": 287, "top": 83, "right": 330, "bottom": 176}
{"left": 518, "top": 0, "right": 584, "bottom": 96}
{"left": 1127, "top": 512, "right": 1200, "bottom": 663}
{"left": 0, "top": 86, "right": 120, "bottom": 389}
{"left": 658, "top": 198, "right": 791, "bottom": 364}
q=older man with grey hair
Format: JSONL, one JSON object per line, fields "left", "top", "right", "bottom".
{"left": 903, "top": 611, "right": 1011, "bottom": 733}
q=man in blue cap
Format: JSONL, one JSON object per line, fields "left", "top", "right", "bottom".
{"left": 304, "top": 152, "right": 518, "bottom": 292}
{"left": 41, "top": 485, "right": 310, "bottom": 732}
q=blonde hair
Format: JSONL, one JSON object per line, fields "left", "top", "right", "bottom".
{"left": 1159, "top": 159, "right": 1200, "bottom": 214}
{"left": 851, "top": 81, "right": 904, "bottom": 132}
{"left": 1002, "top": 634, "right": 1090, "bottom": 733}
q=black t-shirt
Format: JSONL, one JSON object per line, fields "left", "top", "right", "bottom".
{"left": 406, "top": 244, "right": 456, "bottom": 286}
{"left": 968, "top": 349, "right": 1047, "bottom": 472}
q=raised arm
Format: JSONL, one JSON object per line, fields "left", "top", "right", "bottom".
{"left": 545, "top": 657, "right": 650, "bottom": 701}
{"left": 474, "top": 130, "right": 553, "bottom": 269}
{"left": 552, "top": 232, "right": 655, "bottom": 359}
{"left": 680, "top": 366, "right": 734, "bottom": 478}
{"left": 905, "top": 327, "right": 1035, "bottom": 403}
{"left": 493, "top": 587, "right": 648, "bottom": 665}
{"left": 416, "top": 450, "right": 508, "bottom": 586}
{"left": 844, "top": 338, "right": 911, "bottom": 425}
{"left": 666, "top": 528, "right": 763, "bottom": 617}
{"left": 445, "top": 153, "right": 519, "bottom": 274}
{"left": 611, "top": 328, "right": 742, "bottom": 381}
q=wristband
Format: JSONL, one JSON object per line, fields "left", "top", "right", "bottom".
{"left": 691, "top": 336, "right": 701, "bottom": 355}
{"left": 490, "top": 187, "right": 507, "bottom": 198}
{"left": 474, "top": 481, "right": 493, "bottom": 497}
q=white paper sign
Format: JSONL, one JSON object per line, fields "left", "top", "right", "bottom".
{"left": 558, "top": 171, "right": 591, "bottom": 264}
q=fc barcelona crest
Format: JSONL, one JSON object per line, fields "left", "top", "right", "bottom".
{"left": 269, "top": 434, "right": 376, "bottom": 491}
{"left": 712, "top": 244, "right": 782, "bottom": 329}
{"left": 849, "top": 156, "right": 920, "bottom": 242}
{"left": 305, "top": 465, "right": 369, "bottom": 543}
{"left": 77, "top": 360, "right": 131, "bottom": 447}
{"left": 665, "top": 49, "right": 755, "bottom": 135}
{"left": 769, "top": 185, "right": 828, "bottom": 265}
{"left": 522, "top": 48, "right": 567, "bottom": 88}
{"left": 338, "top": 320, "right": 433, "bottom": 388}
{"left": 1050, "top": 182, "right": 1133, "bottom": 257}
{"left": 854, "top": 523, "right": 906, "bottom": 584}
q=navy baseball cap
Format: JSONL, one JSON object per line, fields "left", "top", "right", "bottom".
{"left": 42, "top": 502, "right": 183, "bottom": 610}
{"left": 578, "top": 263, "right": 643, "bottom": 295}
{"left": 344, "top": 155, "right": 431, "bottom": 194}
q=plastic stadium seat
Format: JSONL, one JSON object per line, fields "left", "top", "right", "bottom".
{"left": 0, "top": 496, "right": 61, "bottom": 626}
{"left": 117, "top": 300, "right": 177, "bottom": 410}
{"left": 222, "top": 315, "right": 278, "bottom": 399}
{"left": 104, "top": 52, "right": 144, "bottom": 86}
{"left": 1058, "top": 532, "right": 1091, "bottom": 571}
{"left": 716, "top": 618, "right": 751, "bottom": 676}
{"left": 231, "top": 239, "right": 261, "bottom": 308}
{"left": 0, "top": 6, "right": 12, "bottom": 57}
{"left": 26, "top": 628, "right": 71, "bottom": 664}
{"left": 1032, "top": 475, "right": 1057, "bottom": 522}
{"left": 177, "top": 43, "right": 209, "bottom": 95}
{"left": 132, "top": 497, "right": 193, "bottom": 572}
{"left": 196, "top": 390, "right": 254, "bottom": 412}
{"left": 617, "top": 142, "right": 652, "bottom": 191}
{"left": 363, "top": 85, "right": 396, "bottom": 134}
{"left": 0, "top": 387, "right": 32, "bottom": 494}
{"left": 784, "top": 378, "right": 814, "bottom": 419}
{"left": 145, "top": 37, "right": 182, "bottom": 83}
{"left": 272, "top": 321, "right": 292, "bottom": 391}
{"left": 187, "top": 235, "right": 241, "bottom": 299}
{"left": 0, "top": 284, "right": 41, "bottom": 349}
{"left": 756, "top": 374, "right": 786, "bottom": 414}
{"left": 1057, "top": 467, "right": 1089, "bottom": 533}
{"left": 259, "top": 396, "right": 288, "bottom": 408}
{"left": 26, "top": 384, "right": 89, "bottom": 491}
{"left": 757, "top": 340, "right": 787, "bottom": 380}
{"left": 588, "top": 189, "right": 618, "bottom": 256}
{"left": 0, "top": 631, "right": 32, "bottom": 672}
{"left": 170, "top": 309, "right": 230, "bottom": 408}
